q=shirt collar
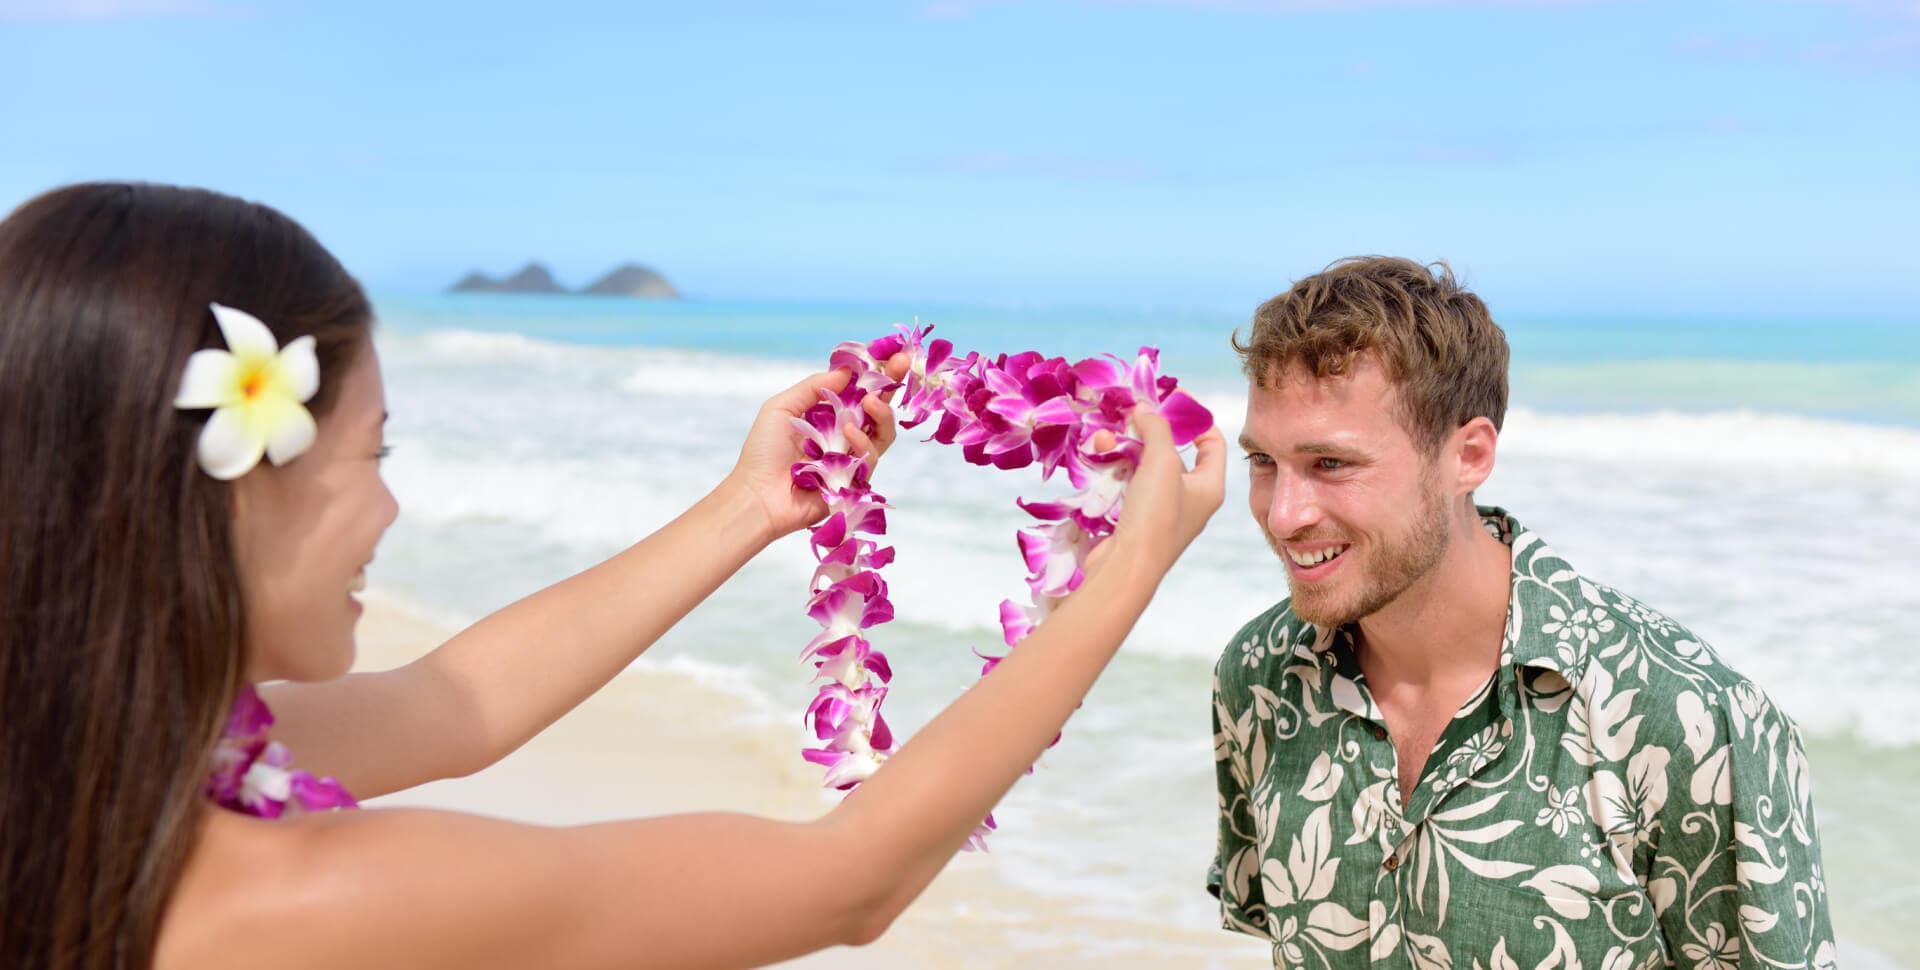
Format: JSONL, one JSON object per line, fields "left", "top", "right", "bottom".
{"left": 1303, "top": 506, "right": 1590, "bottom": 720}
{"left": 1485, "top": 505, "right": 1591, "bottom": 718}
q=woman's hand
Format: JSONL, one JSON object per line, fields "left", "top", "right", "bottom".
{"left": 723, "top": 357, "right": 909, "bottom": 544}
{"left": 1092, "top": 409, "right": 1226, "bottom": 580}
{"left": 266, "top": 362, "right": 914, "bottom": 798}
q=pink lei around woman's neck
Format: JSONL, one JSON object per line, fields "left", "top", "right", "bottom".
{"left": 206, "top": 684, "right": 358, "bottom": 818}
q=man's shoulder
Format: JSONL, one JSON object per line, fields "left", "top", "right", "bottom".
{"left": 1581, "top": 581, "right": 1736, "bottom": 682}
{"left": 1506, "top": 517, "right": 1762, "bottom": 705}
{"left": 1562, "top": 579, "right": 1797, "bottom": 740}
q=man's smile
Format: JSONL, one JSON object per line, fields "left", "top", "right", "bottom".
{"left": 1284, "top": 542, "right": 1350, "bottom": 579}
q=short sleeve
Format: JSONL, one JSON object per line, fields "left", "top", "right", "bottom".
{"left": 1209, "top": 637, "right": 1273, "bottom": 940}
{"left": 1652, "top": 682, "right": 1835, "bottom": 969}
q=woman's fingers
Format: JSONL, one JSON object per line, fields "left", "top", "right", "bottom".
{"left": 768, "top": 367, "right": 853, "bottom": 416}
{"left": 1129, "top": 409, "right": 1176, "bottom": 471}
{"left": 1185, "top": 425, "right": 1227, "bottom": 502}
{"left": 1120, "top": 410, "right": 1224, "bottom": 555}
{"left": 844, "top": 395, "right": 899, "bottom": 471}
{"left": 844, "top": 421, "right": 876, "bottom": 465}
{"left": 862, "top": 394, "right": 899, "bottom": 456}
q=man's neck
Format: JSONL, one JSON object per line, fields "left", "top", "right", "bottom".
{"left": 1353, "top": 506, "right": 1513, "bottom": 687}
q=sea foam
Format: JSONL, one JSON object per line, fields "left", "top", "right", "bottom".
{"left": 379, "top": 329, "right": 1920, "bottom": 749}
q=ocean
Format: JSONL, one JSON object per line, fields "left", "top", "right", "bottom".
{"left": 365, "top": 292, "right": 1920, "bottom": 966}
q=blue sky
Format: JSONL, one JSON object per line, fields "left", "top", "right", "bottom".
{"left": 2, "top": 0, "right": 1916, "bottom": 316}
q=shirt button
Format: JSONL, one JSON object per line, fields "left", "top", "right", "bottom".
{"left": 1371, "top": 725, "right": 1388, "bottom": 741}
{"left": 1383, "top": 854, "right": 1401, "bottom": 872}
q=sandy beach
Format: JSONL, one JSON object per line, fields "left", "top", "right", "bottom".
{"left": 355, "top": 591, "right": 1268, "bottom": 969}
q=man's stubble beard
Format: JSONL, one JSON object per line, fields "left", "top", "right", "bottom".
{"left": 1273, "top": 479, "right": 1452, "bottom": 628}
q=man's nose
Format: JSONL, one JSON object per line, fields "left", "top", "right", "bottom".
{"left": 1264, "top": 470, "right": 1320, "bottom": 540}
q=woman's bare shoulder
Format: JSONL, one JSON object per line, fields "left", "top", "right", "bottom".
{"left": 154, "top": 804, "right": 870, "bottom": 970}
{"left": 156, "top": 807, "right": 566, "bottom": 970}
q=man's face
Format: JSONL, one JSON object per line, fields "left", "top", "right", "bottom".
{"left": 1240, "top": 354, "right": 1452, "bottom": 627}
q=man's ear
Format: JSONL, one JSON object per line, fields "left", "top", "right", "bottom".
{"left": 1452, "top": 417, "right": 1499, "bottom": 495}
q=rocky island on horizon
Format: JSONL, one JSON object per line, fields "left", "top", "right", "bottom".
{"left": 449, "top": 261, "right": 679, "bottom": 299}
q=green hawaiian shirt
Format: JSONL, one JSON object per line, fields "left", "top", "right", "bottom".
{"left": 1208, "top": 508, "right": 1834, "bottom": 970}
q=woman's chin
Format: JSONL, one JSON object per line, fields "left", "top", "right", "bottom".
{"left": 247, "top": 640, "right": 357, "bottom": 684}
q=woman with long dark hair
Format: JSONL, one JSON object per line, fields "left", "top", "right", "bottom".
{"left": 0, "top": 182, "right": 1225, "bottom": 970}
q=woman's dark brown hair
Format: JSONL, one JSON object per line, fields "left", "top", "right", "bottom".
{"left": 0, "top": 183, "right": 371, "bottom": 970}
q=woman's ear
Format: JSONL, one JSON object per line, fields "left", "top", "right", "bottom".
{"left": 227, "top": 465, "right": 262, "bottom": 535}
{"left": 225, "top": 462, "right": 286, "bottom": 569}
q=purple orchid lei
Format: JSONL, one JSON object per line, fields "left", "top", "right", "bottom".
{"left": 788, "top": 324, "right": 1213, "bottom": 849}
{"left": 206, "top": 684, "right": 358, "bottom": 818}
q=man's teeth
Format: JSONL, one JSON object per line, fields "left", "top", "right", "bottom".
{"left": 1289, "top": 545, "right": 1347, "bottom": 567}
{"left": 349, "top": 572, "right": 366, "bottom": 594}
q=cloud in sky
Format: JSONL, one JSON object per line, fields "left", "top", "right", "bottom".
{"left": 0, "top": 0, "right": 231, "bottom": 22}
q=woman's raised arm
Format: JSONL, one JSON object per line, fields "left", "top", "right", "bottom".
{"left": 163, "top": 411, "right": 1225, "bottom": 970}
{"left": 263, "top": 365, "right": 902, "bottom": 798}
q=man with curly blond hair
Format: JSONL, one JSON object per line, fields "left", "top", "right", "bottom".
{"left": 1209, "top": 257, "right": 1833, "bottom": 969}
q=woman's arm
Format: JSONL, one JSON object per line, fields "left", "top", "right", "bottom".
{"left": 264, "top": 366, "right": 901, "bottom": 797}
{"left": 165, "top": 411, "right": 1226, "bottom": 970}
{"left": 824, "top": 411, "right": 1227, "bottom": 921}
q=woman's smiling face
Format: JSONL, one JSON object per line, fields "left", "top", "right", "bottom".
{"left": 231, "top": 344, "right": 397, "bottom": 682}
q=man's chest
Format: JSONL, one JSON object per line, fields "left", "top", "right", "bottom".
{"left": 1372, "top": 691, "right": 1479, "bottom": 810}
{"left": 1230, "top": 701, "right": 1667, "bottom": 970}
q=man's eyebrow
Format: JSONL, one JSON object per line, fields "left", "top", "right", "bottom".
{"left": 1237, "top": 435, "right": 1360, "bottom": 456}
{"left": 1293, "top": 441, "right": 1347, "bottom": 456}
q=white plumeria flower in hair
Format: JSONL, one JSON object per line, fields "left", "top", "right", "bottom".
{"left": 173, "top": 303, "right": 321, "bottom": 481}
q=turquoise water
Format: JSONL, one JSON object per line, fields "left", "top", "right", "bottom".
{"left": 366, "top": 292, "right": 1920, "bottom": 966}
{"left": 374, "top": 293, "right": 1920, "bottom": 425}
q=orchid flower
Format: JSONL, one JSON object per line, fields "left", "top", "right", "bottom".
{"left": 810, "top": 635, "right": 893, "bottom": 688}
{"left": 206, "top": 684, "right": 357, "bottom": 818}
{"left": 1126, "top": 347, "right": 1214, "bottom": 444}
{"left": 787, "top": 324, "right": 1212, "bottom": 848}
{"left": 964, "top": 814, "right": 1000, "bottom": 852}
{"left": 830, "top": 339, "right": 904, "bottom": 397}
{"left": 806, "top": 498, "right": 890, "bottom": 555}
{"left": 803, "top": 682, "right": 896, "bottom": 789}
{"left": 802, "top": 572, "right": 895, "bottom": 661}
{"left": 997, "top": 596, "right": 1047, "bottom": 647}
{"left": 790, "top": 451, "right": 872, "bottom": 498}
{"left": 788, "top": 383, "right": 873, "bottom": 460}
{"left": 237, "top": 742, "right": 298, "bottom": 818}
{"left": 1017, "top": 520, "right": 1088, "bottom": 597}
{"left": 811, "top": 537, "right": 895, "bottom": 590}
{"left": 1061, "top": 443, "right": 1141, "bottom": 530}
{"left": 981, "top": 368, "right": 1080, "bottom": 474}
{"left": 172, "top": 303, "right": 322, "bottom": 481}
